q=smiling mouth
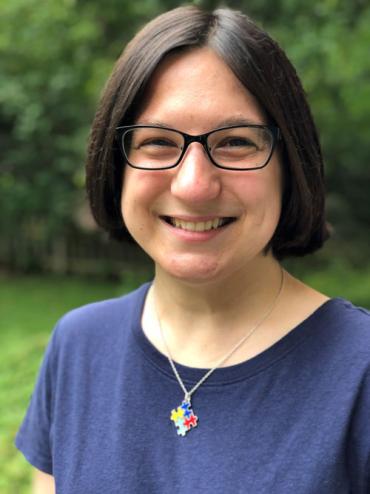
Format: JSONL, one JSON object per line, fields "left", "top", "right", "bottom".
{"left": 161, "top": 216, "right": 236, "bottom": 232}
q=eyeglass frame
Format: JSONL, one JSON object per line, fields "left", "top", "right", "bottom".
{"left": 115, "top": 123, "right": 281, "bottom": 171}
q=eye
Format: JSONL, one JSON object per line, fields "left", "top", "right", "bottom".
{"left": 138, "top": 138, "right": 178, "bottom": 148}
{"left": 217, "top": 137, "right": 257, "bottom": 149}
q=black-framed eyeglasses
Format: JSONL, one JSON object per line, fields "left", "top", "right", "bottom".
{"left": 116, "top": 124, "right": 281, "bottom": 171}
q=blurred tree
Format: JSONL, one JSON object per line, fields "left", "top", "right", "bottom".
{"left": 0, "top": 0, "right": 99, "bottom": 265}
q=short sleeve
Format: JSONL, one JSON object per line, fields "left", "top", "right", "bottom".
{"left": 15, "top": 325, "right": 59, "bottom": 474}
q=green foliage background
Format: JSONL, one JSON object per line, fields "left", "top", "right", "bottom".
{"left": 1, "top": 0, "right": 369, "bottom": 266}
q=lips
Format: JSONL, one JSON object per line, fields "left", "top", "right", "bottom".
{"left": 161, "top": 216, "right": 236, "bottom": 232}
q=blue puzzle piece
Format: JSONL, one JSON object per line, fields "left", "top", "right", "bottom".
{"left": 181, "top": 401, "right": 191, "bottom": 412}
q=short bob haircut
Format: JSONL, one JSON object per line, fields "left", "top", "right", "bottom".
{"left": 86, "top": 5, "right": 330, "bottom": 260}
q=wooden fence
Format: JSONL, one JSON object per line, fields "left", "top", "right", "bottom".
{"left": 0, "top": 229, "right": 152, "bottom": 279}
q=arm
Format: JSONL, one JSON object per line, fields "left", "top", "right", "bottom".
{"left": 33, "top": 469, "right": 55, "bottom": 494}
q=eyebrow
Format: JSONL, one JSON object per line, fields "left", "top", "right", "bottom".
{"left": 214, "top": 117, "right": 267, "bottom": 127}
{"left": 135, "top": 116, "right": 267, "bottom": 129}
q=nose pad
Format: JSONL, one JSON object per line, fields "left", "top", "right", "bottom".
{"left": 170, "top": 143, "right": 221, "bottom": 202}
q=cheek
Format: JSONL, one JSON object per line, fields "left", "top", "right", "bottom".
{"left": 235, "top": 174, "right": 281, "bottom": 206}
{"left": 121, "top": 169, "right": 170, "bottom": 227}
{"left": 234, "top": 166, "right": 282, "bottom": 225}
{"left": 120, "top": 179, "right": 149, "bottom": 245}
{"left": 121, "top": 169, "right": 140, "bottom": 228}
{"left": 121, "top": 169, "right": 149, "bottom": 210}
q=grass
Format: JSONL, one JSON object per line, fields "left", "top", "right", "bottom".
{"left": 0, "top": 265, "right": 368, "bottom": 492}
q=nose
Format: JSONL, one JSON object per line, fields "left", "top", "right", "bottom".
{"left": 170, "top": 143, "right": 221, "bottom": 203}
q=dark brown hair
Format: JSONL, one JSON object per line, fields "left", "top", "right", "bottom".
{"left": 86, "top": 5, "right": 330, "bottom": 259}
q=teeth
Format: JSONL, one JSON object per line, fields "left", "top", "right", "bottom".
{"left": 170, "top": 218, "right": 228, "bottom": 232}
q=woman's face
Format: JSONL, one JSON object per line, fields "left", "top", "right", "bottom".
{"left": 121, "top": 48, "right": 282, "bottom": 284}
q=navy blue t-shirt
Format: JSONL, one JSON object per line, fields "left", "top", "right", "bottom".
{"left": 16, "top": 283, "right": 370, "bottom": 493}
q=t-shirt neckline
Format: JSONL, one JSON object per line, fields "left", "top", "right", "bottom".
{"left": 130, "top": 282, "right": 343, "bottom": 387}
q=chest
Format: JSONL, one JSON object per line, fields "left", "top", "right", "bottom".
{"left": 50, "top": 360, "right": 353, "bottom": 493}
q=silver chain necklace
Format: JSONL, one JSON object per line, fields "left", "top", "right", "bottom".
{"left": 154, "top": 269, "right": 284, "bottom": 437}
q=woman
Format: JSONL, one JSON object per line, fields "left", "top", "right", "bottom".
{"left": 16, "top": 6, "right": 370, "bottom": 493}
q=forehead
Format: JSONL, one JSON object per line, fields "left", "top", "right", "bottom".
{"left": 135, "top": 47, "right": 268, "bottom": 131}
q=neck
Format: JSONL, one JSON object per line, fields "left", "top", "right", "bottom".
{"left": 155, "top": 256, "right": 281, "bottom": 313}
{"left": 143, "top": 256, "right": 285, "bottom": 367}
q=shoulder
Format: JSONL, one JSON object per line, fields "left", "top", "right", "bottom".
{"left": 50, "top": 282, "right": 151, "bottom": 354}
{"left": 310, "top": 297, "right": 370, "bottom": 367}
{"left": 322, "top": 298, "right": 370, "bottom": 334}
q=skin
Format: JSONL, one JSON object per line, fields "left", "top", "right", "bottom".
{"left": 122, "top": 48, "right": 282, "bottom": 287}
{"left": 32, "top": 470, "right": 55, "bottom": 493}
{"left": 121, "top": 47, "right": 328, "bottom": 367}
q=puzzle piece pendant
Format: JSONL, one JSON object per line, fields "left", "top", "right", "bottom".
{"left": 170, "top": 397, "right": 198, "bottom": 437}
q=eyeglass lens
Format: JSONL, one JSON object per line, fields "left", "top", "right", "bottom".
{"left": 122, "top": 127, "right": 274, "bottom": 169}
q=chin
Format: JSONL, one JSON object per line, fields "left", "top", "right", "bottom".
{"left": 156, "top": 251, "right": 258, "bottom": 286}
{"left": 158, "top": 254, "right": 225, "bottom": 284}
{"left": 154, "top": 246, "right": 276, "bottom": 285}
